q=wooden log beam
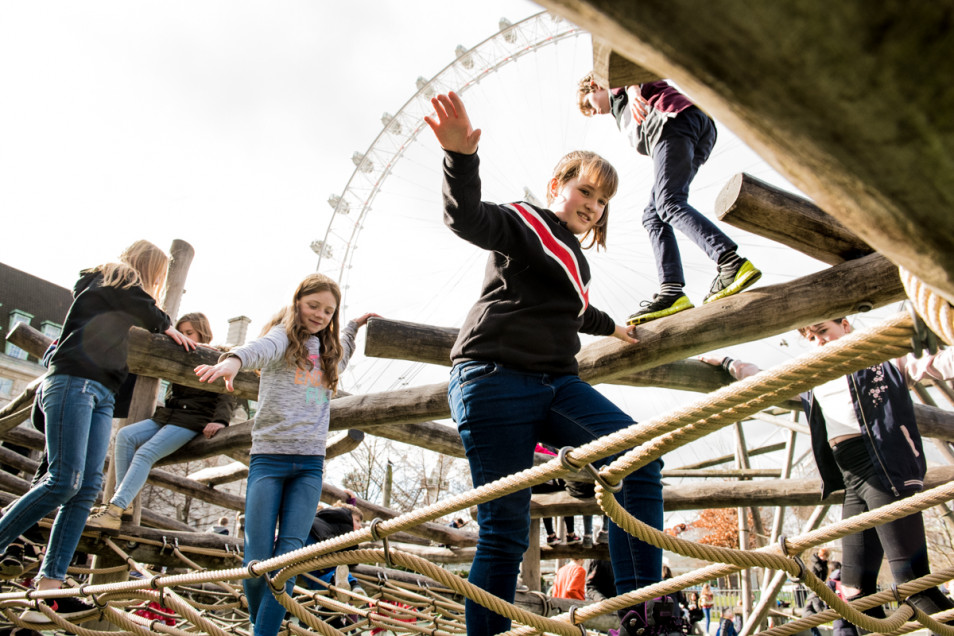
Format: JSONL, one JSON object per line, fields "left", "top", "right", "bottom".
{"left": 661, "top": 468, "right": 782, "bottom": 479}
{"left": 188, "top": 461, "right": 248, "bottom": 486}
{"left": 592, "top": 36, "right": 659, "bottom": 86}
{"left": 715, "top": 173, "right": 873, "bottom": 266}
{"left": 531, "top": 465, "right": 954, "bottom": 515}
{"left": 537, "top": 0, "right": 954, "bottom": 302}
{"left": 577, "top": 253, "right": 901, "bottom": 384}
{"left": 320, "top": 483, "right": 478, "bottom": 548}
{"left": 675, "top": 442, "right": 787, "bottom": 471}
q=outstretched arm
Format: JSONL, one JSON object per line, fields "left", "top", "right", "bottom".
{"left": 698, "top": 354, "right": 761, "bottom": 380}
{"left": 425, "top": 92, "right": 481, "bottom": 154}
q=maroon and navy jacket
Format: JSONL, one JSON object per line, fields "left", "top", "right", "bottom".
{"left": 442, "top": 150, "right": 615, "bottom": 375}
{"left": 609, "top": 80, "right": 698, "bottom": 157}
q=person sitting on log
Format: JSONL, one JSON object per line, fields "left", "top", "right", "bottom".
{"left": 577, "top": 73, "right": 760, "bottom": 326}
{"left": 87, "top": 312, "right": 235, "bottom": 531}
{"left": 301, "top": 501, "right": 366, "bottom": 597}
{"left": 701, "top": 316, "right": 954, "bottom": 629}
{"left": 195, "top": 274, "right": 376, "bottom": 636}
{"left": 425, "top": 90, "right": 670, "bottom": 636}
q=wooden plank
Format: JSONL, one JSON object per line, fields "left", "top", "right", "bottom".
{"left": 592, "top": 36, "right": 660, "bottom": 87}
{"left": 715, "top": 173, "right": 873, "bottom": 265}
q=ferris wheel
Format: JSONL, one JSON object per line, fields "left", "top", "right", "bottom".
{"left": 311, "top": 10, "right": 860, "bottom": 476}
{"left": 312, "top": 11, "right": 585, "bottom": 295}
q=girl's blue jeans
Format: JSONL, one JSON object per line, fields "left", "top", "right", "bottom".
{"left": 0, "top": 374, "right": 115, "bottom": 581}
{"left": 111, "top": 419, "right": 198, "bottom": 509}
{"left": 449, "top": 362, "right": 664, "bottom": 635}
{"left": 243, "top": 454, "right": 324, "bottom": 636}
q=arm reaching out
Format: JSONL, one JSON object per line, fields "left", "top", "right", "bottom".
{"left": 195, "top": 356, "right": 242, "bottom": 392}
{"left": 698, "top": 354, "right": 761, "bottom": 380}
{"left": 424, "top": 92, "right": 482, "bottom": 154}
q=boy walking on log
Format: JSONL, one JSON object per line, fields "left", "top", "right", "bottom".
{"left": 578, "top": 74, "right": 760, "bottom": 325}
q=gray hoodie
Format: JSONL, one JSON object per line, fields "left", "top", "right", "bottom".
{"left": 232, "top": 321, "right": 357, "bottom": 456}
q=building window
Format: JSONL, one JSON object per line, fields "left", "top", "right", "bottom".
{"left": 0, "top": 378, "right": 13, "bottom": 399}
{"left": 40, "top": 321, "right": 62, "bottom": 340}
{"left": 4, "top": 310, "right": 34, "bottom": 360}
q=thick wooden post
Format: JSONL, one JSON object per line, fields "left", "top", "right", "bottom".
{"left": 522, "top": 518, "right": 542, "bottom": 592}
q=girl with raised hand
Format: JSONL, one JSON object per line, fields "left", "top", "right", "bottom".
{"left": 5, "top": 240, "right": 196, "bottom": 621}
{"left": 425, "top": 91, "right": 665, "bottom": 636}
{"left": 195, "top": 273, "right": 376, "bottom": 636}
{"left": 88, "top": 312, "right": 235, "bottom": 530}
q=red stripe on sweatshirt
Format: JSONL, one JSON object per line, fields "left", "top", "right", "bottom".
{"left": 507, "top": 203, "right": 589, "bottom": 314}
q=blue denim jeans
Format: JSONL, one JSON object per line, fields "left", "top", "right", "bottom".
{"left": 449, "top": 362, "right": 664, "bottom": 635}
{"left": 0, "top": 374, "right": 115, "bottom": 580}
{"left": 642, "top": 106, "right": 735, "bottom": 286}
{"left": 243, "top": 454, "right": 324, "bottom": 636}
{"left": 111, "top": 419, "right": 199, "bottom": 509}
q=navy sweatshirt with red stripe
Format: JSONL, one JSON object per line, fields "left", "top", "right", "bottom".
{"left": 442, "top": 150, "right": 615, "bottom": 375}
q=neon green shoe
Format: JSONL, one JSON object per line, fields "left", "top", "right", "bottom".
{"left": 703, "top": 260, "right": 762, "bottom": 304}
{"left": 627, "top": 293, "right": 694, "bottom": 326}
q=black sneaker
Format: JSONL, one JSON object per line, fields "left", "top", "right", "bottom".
{"left": 20, "top": 597, "right": 97, "bottom": 623}
{"left": 703, "top": 259, "right": 761, "bottom": 304}
{"left": 0, "top": 545, "right": 24, "bottom": 579}
{"left": 627, "top": 293, "right": 693, "bottom": 326}
{"left": 612, "top": 596, "right": 686, "bottom": 636}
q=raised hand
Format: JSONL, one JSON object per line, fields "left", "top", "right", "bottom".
{"left": 424, "top": 91, "right": 481, "bottom": 154}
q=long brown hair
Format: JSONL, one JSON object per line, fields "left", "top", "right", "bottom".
{"left": 547, "top": 150, "right": 618, "bottom": 250}
{"left": 176, "top": 312, "right": 213, "bottom": 344}
{"left": 84, "top": 240, "right": 169, "bottom": 301}
{"left": 261, "top": 274, "right": 343, "bottom": 392}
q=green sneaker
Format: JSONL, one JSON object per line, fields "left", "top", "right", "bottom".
{"left": 703, "top": 259, "right": 762, "bottom": 304}
{"left": 627, "top": 293, "right": 694, "bottom": 326}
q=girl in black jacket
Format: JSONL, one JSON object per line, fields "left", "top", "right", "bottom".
{"left": 89, "top": 312, "right": 234, "bottom": 530}
{"left": 5, "top": 240, "right": 196, "bottom": 620}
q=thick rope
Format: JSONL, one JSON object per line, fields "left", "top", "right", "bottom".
{"left": 1, "top": 310, "right": 950, "bottom": 636}
{"left": 900, "top": 265, "right": 954, "bottom": 345}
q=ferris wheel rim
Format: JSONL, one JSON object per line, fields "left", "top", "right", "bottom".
{"left": 314, "top": 10, "right": 584, "bottom": 304}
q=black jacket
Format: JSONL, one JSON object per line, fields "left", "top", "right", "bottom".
{"left": 48, "top": 270, "right": 171, "bottom": 393}
{"left": 801, "top": 361, "right": 926, "bottom": 499}
{"left": 152, "top": 383, "right": 235, "bottom": 433}
{"left": 442, "top": 150, "right": 615, "bottom": 375}
{"left": 309, "top": 507, "right": 355, "bottom": 544}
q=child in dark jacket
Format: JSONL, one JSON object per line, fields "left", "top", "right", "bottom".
{"left": 88, "top": 312, "right": 235, "bottom": 530}
{"left": 425, "top": 91, "right": 663, "bottom": 636}
{"left": 4, "top": 240, "right": 196, "bottom": 621}
{"left": 578, "top": 74, "right": 760, "bottom": 326}
{"left": 703, "top": 316, "right": 954, "bottom": 626}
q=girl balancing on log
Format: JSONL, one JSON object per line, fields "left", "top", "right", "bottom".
{"left": 425, "top": 91, "right": 671, "bottom": 636}
{"left": 3, "top": 240, "right": 197, "bottom": 623}
{"left": 87, "top": 312, "right": 235, "bottom": 530}
{"left": 195, "top": 273, "right": 376, "bottom": 636}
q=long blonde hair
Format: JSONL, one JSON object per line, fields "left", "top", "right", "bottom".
{"left": 84, "top": 240, "right": 169, "bottom": 301}
{"left": 261, "top": 274, "right": 343, "bottom": 392}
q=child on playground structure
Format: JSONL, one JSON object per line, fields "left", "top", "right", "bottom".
{"left": 88, "top": 312, "right": 235, "bottom": 530}
{"left": 577, "top": 73, "right": 760, "bottom": 326}
{"left": 701, "top": 316, "right": 954, "bottom": 628}
{"left": 195, "top": 274, "right": 377, "bottom": 636}
{"left": 425, "top": 90, "right": 666, "bottom": 636}
{"left": 3, "top": 240, "right": 197, "bottom": 622}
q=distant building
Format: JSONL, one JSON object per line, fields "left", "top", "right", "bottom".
{"left": 0, "top": 263, "right": 73, "bottom": 407}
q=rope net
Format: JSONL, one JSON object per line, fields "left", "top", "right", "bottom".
{"left": 2, "top": 299, "right": 954, "bottom": 635}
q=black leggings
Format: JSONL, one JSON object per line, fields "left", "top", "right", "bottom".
{"left": 833, "top": 437, "right": 929, "bottom": 593}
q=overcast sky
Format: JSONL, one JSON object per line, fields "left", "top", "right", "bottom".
{"left": 0, "top": 0, "right": 542, "bottom": 328}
